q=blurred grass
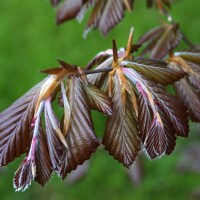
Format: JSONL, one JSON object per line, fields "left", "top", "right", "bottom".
{"left": 0, "top": 0, "right": 200, "bottom": 199}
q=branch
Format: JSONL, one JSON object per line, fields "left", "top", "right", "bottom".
{"left": 84, "top": 67, "right": 113, "bottom": 75}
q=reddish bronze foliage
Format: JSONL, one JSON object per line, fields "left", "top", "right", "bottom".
{"left": 0, "top": 26, "right": 198, "bottom": 191}
{"left": 55, "top": 0, "right": 134, "bottom": 36}
{"left": 167, "top": 49, "right": 200, "bottom": 122}
{"left": 137, "top": 22, "right": 182, "bottom": 59}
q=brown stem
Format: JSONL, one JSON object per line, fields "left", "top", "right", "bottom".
{"left": 162, "top": 7, "right": 175, "bottom": 25}
{"left": 84, "top": 67, "right": 113, "bottom": 75}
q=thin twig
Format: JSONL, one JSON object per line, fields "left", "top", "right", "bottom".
{"left": 162, "top": 7, "right": 175, "bottom": 25}
{"left": 84, "top": 67, "right": 113, "bottom": 75}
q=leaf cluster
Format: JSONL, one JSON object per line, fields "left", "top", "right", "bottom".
{"left": 52, "top": 0, "right": 170, "bottom": 37}
{"left": 1, "top": 0, "right": 200, "bottom": 192}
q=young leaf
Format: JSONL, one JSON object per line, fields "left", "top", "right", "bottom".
{"left": 34, "top": 126, "right": 53, "bottom": 187}
{"left": 56, "top": 0, "right": 134, "bottom": 37}
{"left": 14, "top": 101, "right": 52, "bottom": 191}
{"left": 174, "top": 49, "right": 200, "bottom": 65}
{"left": 85, "top": 0, "right": 128, "bottom": 37}
{"left": 14, "top": 124, "right": 53, "bottom": 191}
{"left": 167, "top": 50, "right": 200, "bottom": 122}
{"left": 122, "top": 59, "right": 186, "bottom": 86}
{"left": 14, "top": 156, "right": 33, "bottom": 191}
{"left": 86, "top": 27, "right": 136, "bottom": 88}
{"left": 45, "top": 96, "right": 66, "bottom": 170}
{"left": 137, "top": 22, "right": 182, "bottom": 59}
{"left": 82, "top": 0, "right": 134, "bottom": 37}
{"left": 174, "top": 78, "right": 200, "bottom": 122}
{"left": 58, "top": 75, "right": 114, "bottom": 115}
{"left": 0, "top": 78, "right": 48, "bottom": 167}
{"left": 83, "top": 82, "right": 114, "bottom": 115}
{"left": 56, "top": 0, "right": 85, "bottom": 25}
{"left": 102, "top": 72, "right": 140, "bottom": 168}
{"left": 58, "top": 76, "right": 101, "bottom": 179}
{"left": 122, "top": 68, "right": 189, "bottom": 158}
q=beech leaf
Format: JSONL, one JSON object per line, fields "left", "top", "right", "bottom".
{"left": 56, "top": 0, "right": 84, "bottom": 25}
{"left": 14, "top": 157, "right": 33, "bottom": 191}
{"left": 58, "top": 76, "right": 100, "bottom": 179}
{"left": 137, "top": 23, "right": 182, "bottom": 59}
{"left": 14, "top": 125, "right": 53, "bottom": 191}
{"left": 122, "top": 68, "right": 189, "bottom": 158}
{"left": 102, "top": 72, "right": 140, "bottom": 168}
{"left": 122, "top": 59, "right": 186, "bottom": 86}
{"left": 34, "top": 126, "right": 53, "bottom": 187}
{"left": 56, "top": 0, "right": 134, "bottom": 37}
{"left": 167, "top": 52, "right": 200, "bottom": 122}
{"left": 175, "top": 78, "right": 200, "bottom": 122}
{"left": 45, "top": 97, "right": 65, "bottom": 171}
{"left": 174, "top": 49, "right": 200, "bottom": 65}
{"left": 0, "top": 78, "right": 48, "bottom": 167}
{"left": 84, "top": 82, "right": 114, "bottom": 115}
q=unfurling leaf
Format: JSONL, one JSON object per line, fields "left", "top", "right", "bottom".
{"left": 86, "top": 27, "right": 136, "bottom": 89}
{"left": 103, "top": 71, "right": 140, "bottom": 168}
{"left": 137, "top": 22, "right": 182, "bottom": 59}
{"left": 0, "top": 25, "right": 194, "bottom": 191}
{"left": 14, "top": 101, "right": 53, "bottom": 191}
{"left": 1, "top": 59, "right": 112, "bottom": 190}
{"left": 58, "top": 73, "right": 114, "bottom": 115}
{"left": 58, "top": 76, "right": 101, "bottom": 179}
{"left": 122, "top": 67, "right": 189, "bottom": 159}
{"left": 36, "top": 61, "right": 78, "bottom": 111}
{"left": 45, "top": 96, "right": 66, "bottom": 170}
{"left": 102, "top": 38, "right": 140, "bottom": 168}
{"left": 14, "top": 124, "right": 53, "bottom": 191}
{"left": 84, "top": 29, "right": 189, "bottom": 161}
{"left": 34, "top": 126, "right": 53, "bottom": 186}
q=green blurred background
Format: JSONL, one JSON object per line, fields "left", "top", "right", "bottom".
{"left": 0, "top": 0, "right": 200, "bottom": 199}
